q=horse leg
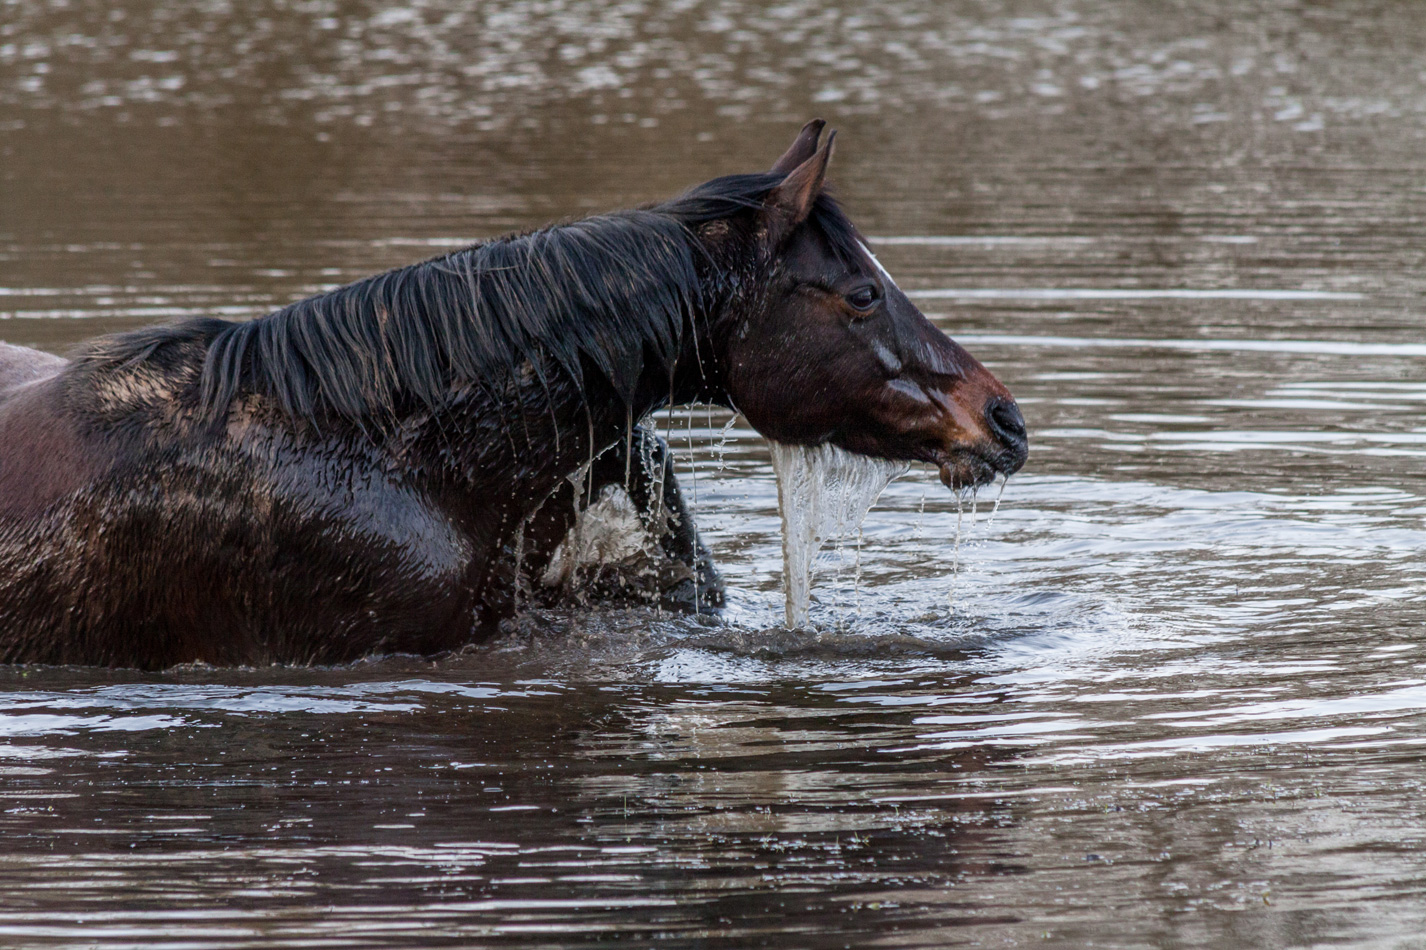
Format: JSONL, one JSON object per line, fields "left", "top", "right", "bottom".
{"left": 587, "top": 426, "right": 724, "bottom": 613}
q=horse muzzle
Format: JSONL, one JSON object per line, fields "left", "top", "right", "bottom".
{"left": 934, "top": 396, "right": 1029, "bottom": 491}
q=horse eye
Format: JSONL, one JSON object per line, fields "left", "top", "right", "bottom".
{"left": 846, "top": 285, "right": 880, "bottom": 312}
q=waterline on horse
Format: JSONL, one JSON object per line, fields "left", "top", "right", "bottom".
{"left": 0, "top": 120, "right": 1027, "bottom": 668}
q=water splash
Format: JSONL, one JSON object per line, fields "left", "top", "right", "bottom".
{"left": 684, "top": 408, "right": 699, "bottom": 610}
{"left": 768, "top": 441, "right": 909, "bottom": 628}
{"left": 712, "top": 413, "right": 738, "bottom": 472}
{"left": 540, "top": 484, "right": 650, "bottom": 590}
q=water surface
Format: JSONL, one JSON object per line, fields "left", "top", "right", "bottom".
{"left": 4, "top": 1, "right": 1426, "bottom": 946}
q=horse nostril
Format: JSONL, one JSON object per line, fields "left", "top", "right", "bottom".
{"left": 986, "top": 397, "right": 1028, "bottom": 453}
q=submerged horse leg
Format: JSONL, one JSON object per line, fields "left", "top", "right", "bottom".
{"left": 519, "top": 427, "right": 724, "bottom": 613}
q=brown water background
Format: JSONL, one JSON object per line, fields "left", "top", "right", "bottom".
{"left": 4, "top": 2, "right": 1426, "bottom": 946}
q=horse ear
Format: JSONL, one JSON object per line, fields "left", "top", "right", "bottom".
{"left": 770, "top": 118, "right": 826, "bottom": 174}
{"left": 761, "top": 130, "right": 835, "bottom": 246}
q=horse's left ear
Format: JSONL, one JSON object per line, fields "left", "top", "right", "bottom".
{"left": 761, "top": 131, "right": 835, "bottom": 247}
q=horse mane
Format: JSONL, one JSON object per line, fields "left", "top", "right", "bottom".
{"left": 69, "top": 173, "right": 863, "bottom": 427}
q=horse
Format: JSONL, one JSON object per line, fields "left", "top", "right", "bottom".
{"left": 0, "top": 121, "right": 1028, "bottom": 668}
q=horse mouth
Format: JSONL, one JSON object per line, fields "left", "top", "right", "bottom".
{"left": 935, "top": 446, "right": 1024, "bottom": 491}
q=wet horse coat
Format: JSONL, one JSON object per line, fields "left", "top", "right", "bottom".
{"left": 0, "top": 123, "right": 1027, "bottom": 667}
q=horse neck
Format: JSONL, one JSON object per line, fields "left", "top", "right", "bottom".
{"left": 416, "top": 295, "right": 723, "bottom": 506}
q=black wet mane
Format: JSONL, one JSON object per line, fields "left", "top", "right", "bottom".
{"left": 72, "top": 172, "right": 864, "bottom": 427}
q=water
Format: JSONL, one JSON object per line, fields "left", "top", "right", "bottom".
{"left": 5, "top": 0, "right": 1426, "bottom": 946}
{"left": 768, "top": 440, "right": 909, "bottom": 629}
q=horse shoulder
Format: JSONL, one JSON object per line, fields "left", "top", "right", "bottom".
{"left": 260, "top": 435, "right": 475, "bottom": 584}
{"left": 221, "top": 424, "right": 482, "bottom": 656}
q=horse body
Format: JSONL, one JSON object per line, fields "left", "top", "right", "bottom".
{"left": 0, "top": 123, "right": 1028, "bottom": 668}
{"left": 0, "top": 313, "right": 702, "bottom": 666}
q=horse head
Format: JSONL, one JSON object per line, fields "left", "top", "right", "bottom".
{"left": 705, "top": 120, "right": 1028, "bottom": 490}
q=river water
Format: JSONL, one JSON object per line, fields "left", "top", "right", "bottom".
{"left": 3, "top": 2, "right": 1426, "bottom": 947}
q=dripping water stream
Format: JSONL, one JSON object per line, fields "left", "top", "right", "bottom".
{"left": 767, "top": 441, "right": 908, "bottom": 628}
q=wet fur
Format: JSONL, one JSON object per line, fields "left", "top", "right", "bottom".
{"left": 70, "top": 175, "right": 862, "bottom": 430}
{"left": 0, "top": 129, "right": 1023, "bottom": 668}
{"left": 0, "top": 176, "right": 857, "bottom": 668}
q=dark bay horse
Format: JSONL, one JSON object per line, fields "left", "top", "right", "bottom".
{"left": 0, "top": 121, "right": 1027, "bottom": 668}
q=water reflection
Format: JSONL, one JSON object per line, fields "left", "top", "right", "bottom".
{"left": 0, "top": 671, "right": 1023, "bottom": 947}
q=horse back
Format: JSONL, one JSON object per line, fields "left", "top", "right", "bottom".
{"left": 0, "top": 341, "right": 66, "bottom": 394}
{"left": 0, "top": 344, "right": 480, "bottom": 666}
{"left": 0, "top": 345, "right": 103, "bottom": 523}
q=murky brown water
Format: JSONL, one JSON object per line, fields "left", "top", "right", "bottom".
{"left": 5, "top": 1, "right": 1426, "bottom": 946}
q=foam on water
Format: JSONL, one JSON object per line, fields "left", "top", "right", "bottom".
{"left": 768, "top": 441, "right": 909, "bottom": 628}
